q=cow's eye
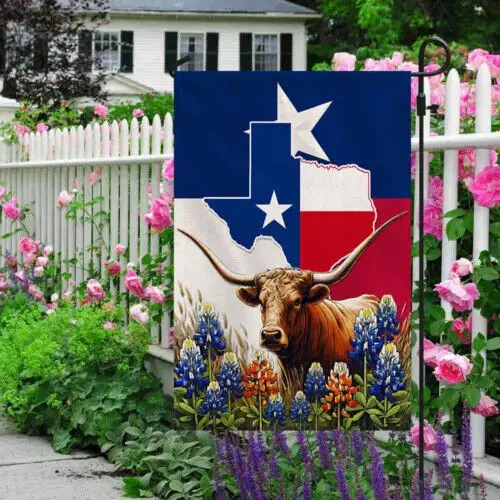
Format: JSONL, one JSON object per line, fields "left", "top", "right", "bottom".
{"left": 294, "top": 298, "right": 301, "bottom": 307}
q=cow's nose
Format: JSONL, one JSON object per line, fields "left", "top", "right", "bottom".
{"left": 261, "top": 328, "right": 283, "bottom": 343}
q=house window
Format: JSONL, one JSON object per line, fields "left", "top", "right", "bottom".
{"left": 94, "top": 31, "right": 120, "bottom": 72}
{"left": 254, "top": 34, "right": 278, "bottom": 71}
{"left": 179, "top": 33, "right": 204, "bottom": 71}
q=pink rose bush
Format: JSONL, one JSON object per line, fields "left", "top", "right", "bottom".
{"left": 115, "top": 243, "right": 126, "bottom": 255}
{"left": 422, "top": 338, "right": 452, "bottom": 368}
{"left": 145, "top": 193, "right": 172, "bottom": 233}
{"left": 162, "top": 158, "right": 174, "bottom": 181}
{"left": 468, "top": 165, "right": 500, "bottom": 208}
{"left": 451, "top": 314, "right": 472, "bottom": 344}
{"left": 132, "top": 108, "right": 144, "bottom": 118}
{"left": 411, "top": 420, "right": 437, "bottom": 451}
{"left": 450, "top": 258, "right": 473, "bottom": 278}
{"left": 423, "top": 176, "right": 444, "bottom": 240}
{"left": 89, "top": 170, "right": 102, "bottom": 186}
{"left": 86, "top": 279, "right": 106, "bottom": 302}
{"left": 94, "top": 104, "right": 108, "bottom": 119}
{"left": 471, "top": 393, "right": 499, "bottom": 417}
{"left": 434, "top": 277, "right": 479, "bottom": 312}
{"left": 57, "top": 190, "right": 72, "bottom": 208}
{"left": 3, "top": 198, "right": 21, "bottom": 220}
{"left": 433, "top": 352, "right": 473, "bottom": 384}
{"left": 333, "top": 52, "right": 356, "bottom": 71}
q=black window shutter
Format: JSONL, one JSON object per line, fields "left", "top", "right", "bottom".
{"left": 239, "top": 33, "right": 252, "bottom": 71}
{"left": 206, "top": 32, "right": 219, "bottom": 70}
{"left": 280, "top": 33, "right": 293, "bottom": 71}
{"left": 33, "top": 35, "right": 49, "bottom": 71}
{"left": 164, "top": 31, "right": 178, "bottom": 74}
{"left": 120, "top": 31, "right": 134, "bottom": 73}
{"left": 78, "top": 30, "right": 93, "bottom": 72}
{"left": 0, "top": 29, "right": 6, "bottom": 75}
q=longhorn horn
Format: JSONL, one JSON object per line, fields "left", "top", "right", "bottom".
{"left": 177, "top": 229, "right": 256, "bottom": 286}
{"left": 312, "top": 211, "right": 407, "bottom": 285}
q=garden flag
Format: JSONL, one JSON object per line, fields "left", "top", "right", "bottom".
{"left": 174, "top": 72, "right": 412, "bottom": 431}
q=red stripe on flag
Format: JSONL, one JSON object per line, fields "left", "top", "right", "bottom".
{"left": 300, "top": 199, "right": 411, "bottom": 316}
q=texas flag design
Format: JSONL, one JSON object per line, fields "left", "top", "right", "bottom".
{"left": 175, "top": 72, "right": 411, "bottom": 320}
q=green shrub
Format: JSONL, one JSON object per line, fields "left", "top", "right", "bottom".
{"left": 107, "top": 93, "right": 174, "bottom": 123}
{"left": 0, "top": 296, "right": 173, "bottom": 453}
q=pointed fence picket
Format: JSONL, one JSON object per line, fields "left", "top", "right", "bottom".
{"left": 0, "top": 69, "right": 499, "bottom": 455}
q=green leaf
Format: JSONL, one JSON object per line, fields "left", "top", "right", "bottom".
{"left": 354, "top": 392, "right": 366, "bottom": 406}
{"left": 353, "top": 374, "right": 364, "bottom": 386}
{"left": 142, "top": 254, "right": 152, "bottom": 265}
{"left": 490, "top": 222, "right": 500, "bottom": 238}
{"left": 462, "top": 386, "right": 481, "bottom": 408}
{"left": 479, "top": 267, "right": 499, "bottom": 281}
{"left": 351, "top": 410, "right": 365, "bottom": 422}
{"left": 176, "top": 402, "right": 196, "bottom": 415}
{"left": 430, "top": 320, "right": 445, "bottom": 335}
{"left": 169, "top": 480, "right": 185, "bottom": 493}
{"left": 444, "top": 208, "right": 466, "bottom": 218}
{"left": 486, "top": 337, "right": 500, "bottom": 351}
{"left": 426, "top": 247, "right": 441, "bottom": 261}
{"left": 386, "top": 405, "right": 400, "bottom": 417}
{"left": 429, "top": 305, "right": 446, "bottom": 320}
{"left": 392, "top": 390, "right": 408, "bottom": 401}
{"left": 472, "top": 333, "right": 487, "bottom": 352}
{"left": 446, "top": 217, "right": 465, "bottom": 240}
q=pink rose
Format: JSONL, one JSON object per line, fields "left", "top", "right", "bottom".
{"left": 144, "top": 285, "right": 165, "bottom": 304}
{"left": 422, "top": 338, "right": 452, "bottom": 368}
{"left": 390, "top": 51, "right": 403, "bottom": 67}
{"left": 125, "top": 269, "right": 145, "bottom": 297}
{"left": 488, "top": 55, "right": 500, "bottom": 79}
{"left": 94, "top": 104, "right": 108, "bottom": 118}
{"left": 145, "top": 193, "right": 172, "bottom": 233}
{"left": 36, "top": 256, "right": 48, "bottom": 267}
{"left": 450, "top": 258, "right": 473, "bottom": 278}
{"left": 15, "top": 270, "right": 27, "bottom": 283}
{"left": 132, "top": 108, "right": 144, "bottom": 118}
{"left": 36, "top": 123, "right": 49, "bottom": 133}
{"left": 460, "top": 83, "right": 476, "bottom": 118}
{"left": 364, "top": 58, "right": 394, "bottom": 71}
{"left": 105, "top": 260, "right": 121, "bottom": 276}
{"left": 28, "top": 284, "right": 44, "bottom": 301}
{"left": 3, "top": 198, "right": 21, "bottom": 220}
{"left": 428, "top": 176, "right": 444, "bottom": 203}
{"left": 468, "top": 166, "right": 500, "bottom": 208}
{"left": 115, "top": 243, "right": 126, "bottom": 255}
{"left": 13, "top": 124, "right": 30, "bottom": 136}
{"left": 466, "top": 49, "right": 490, "bottom": 72}
{"left": 57, "top": 190, "right": 72, "bottom": 208}
{"left": 89, "top": 170, "right": 102, "bottom": 186}
{"left": 451, "top": 314, "right": 472, "bottom": 344}
{"left": 19, "top": 236, "right": 38, "bottom": 255}
{"left": 0, "top": 279, "right": 11, "bottom": 292}
{"left": 102, "top": 302, "right": 115, "bottom": 313}
{"left": 24, "top": 252, "right": 36, "bottom": 268}
{"left": 411, "top": 420, "right": 437, "bottom": 451}
{"left": 398, "top": 61, "right": 419, "bottom": 73}
{"left": 423, "top": 200, "right": 442, "bottom": 240}
{"left": 103, "top": 321, "right": 116, "bottom": 330}
{"left": 86, "top": 279, "right": 105, "bottom": 302}
{"left": 434, "top": 278, "right": 479, "bottom": 312}
{"left": 33, "top": 266, "right": 44, "bottom": 277}
{"left": 333, "top": 52, "right": 356, "bottom": 71}
{"left": 43, "top": 245, "right": 53, "bottom": 256}
{"left": 162, "top": 158, "right": 174, "bottom": 181}
{"left": 471, "top": 393, "right": 499, "bottom": 417}
{"left": 130, "top": 303, "right": 149, "bottom": 324}
{"left": 0, "top": 186, "right": 6, "bottom": 199}
{"left": 433, "top": 353, "right": 472, "bottom": 384}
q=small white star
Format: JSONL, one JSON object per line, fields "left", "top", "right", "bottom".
{"left": 256, "top": 191, "right": 292, "bottom": 228}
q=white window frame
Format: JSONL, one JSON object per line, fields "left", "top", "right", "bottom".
{"left": 93, "top": 30, "right": 121, "bottom": 73}
{"left": 253, "top": 33, "right": 280, "bottom": 71}
{"left": 178, "top": 32, "right": 206, "bottom": 72}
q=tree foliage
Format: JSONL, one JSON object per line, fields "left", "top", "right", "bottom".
{"left": 0, "top": 0, "right": 109, "bottom": 106}
{"left": 297, "top": 0, "right": 500, "bottom": 67}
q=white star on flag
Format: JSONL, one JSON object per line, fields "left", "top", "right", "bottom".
{"left": 256, "top": 191, "right": 292, "bottom": 228}
{"left": 276, "top": 84, "right": 332, "bottom": 161}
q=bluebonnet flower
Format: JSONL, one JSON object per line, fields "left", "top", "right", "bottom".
{"left": 289, "top": 391, "right": 311, "bottom": 427}
{"left": 349, "top": 307, "right": 383, "bottom": 368}
{"left": 216, "top": 352, "right": 243, "bottom": 403}
{"left": 173, "top": 339, "right": 209, "bottom": 398}
{"left": 369, "top": 342, "right": 406, "bottom": 403}
{"left": 194, "top": 304, "right": 226, "bottom": 360}
{"left": 264, "top": 394, "right": 286, "bottom": 428}
{"left": 304, "top": 362, "right": 327, "bottom": 402}
{"left": 377, "top": 294, "right": 400, "bottom": 341}
{"left": 200, "top": 381, "right": 227, "bottom": 417}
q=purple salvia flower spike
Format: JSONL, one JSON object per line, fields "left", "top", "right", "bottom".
{"left": 424, "top": 467, "right": 434, "bottom": 500}
{"left": 274, "top": 430, "right": 291, "bottom": 458}
{"left": 461, "top": 403, "right": 473, "bottom": 498}
{"left": 302, "top": 475, "right": 313, "bottom": 500}
{"left": 336, "top": 460, "right": 351, "bottom": 500}
{"left": 350, "top": 431, "right": 364, "bottom": 463}
{"left": 368, "top": 439, "right": 385, "bottom": 500}
{"left": 316, "top": 430, "right": 332, "bottom": 469}
{"left": 434, "top": 412, "right": 452, "bottom": 491}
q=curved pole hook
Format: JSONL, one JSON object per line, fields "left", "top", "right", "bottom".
{"left": 411, "top": 36, "right": 451, "bottom": 77}
{"left": 167, "top": 55, "right": 192, "bottom": 78}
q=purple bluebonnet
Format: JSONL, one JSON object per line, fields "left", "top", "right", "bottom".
{"left": 194, "top": 306, "right": 226, "bottom": 360}
{"left": 369, "top": 438, "right": 385, "bottom": 500}
{"left": 461, "top": 403, "right": 473, "bottom": 497}
{"left": 349, "top": 307, "right": 383, "bottom": 368}
{"left": 350, "top": 431, "right": 364, "bottom": 462}
{"left": 264, "top": 394, "right": 287, "bottom": 428}
{"left": 200, "top": 381, "right": 227, "bottom": 417}
{"left": 290, "top": 391, "right": 311, "bottom": 427}
{"left": 316, "top": 430, "right": 332, "bottom": 468}
{"left": 336, "top": 460, "right": 351, "bottom": 500}
{"left": 304, "top": 362, "right": 327, "bottom": 401}
{"left": 273, "top": 430, "right": 291, "bottom": 458}
{"left": 376, "top": 294, "right": 400, "bottom": 341}
{"left": 434, "top": 413, "right": 452, "bottom": 491}
{"left": 331, "top": 429, "right": 346, "bottom": 458}
{"left": 216, "top": 352, "right": 243, "bottom": 402}
{"left": 302, "top": 474, "right": 313, "bottom": 500}
{"left": 173, "top": 339, "right": 209, "bottom": 397}
{"left": 369, "top": 342, "right": 406, "bottom": 403}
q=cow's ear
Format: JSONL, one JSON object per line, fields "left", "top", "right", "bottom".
{"left": 237, "top": 287, "right": 260, "bottom": 306}
{"left": 306, "top": 284, "right": 330, "bottom": 303}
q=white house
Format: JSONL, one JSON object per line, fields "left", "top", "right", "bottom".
{"left": 0, "top": 0, "right": 318, "bottom": 114}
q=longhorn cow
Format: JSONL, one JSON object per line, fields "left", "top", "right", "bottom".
{"left": 178, "top": 212, "right": 406, "bottom": 377}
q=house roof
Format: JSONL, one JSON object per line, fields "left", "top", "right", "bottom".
{"left": 108, "top": 0, "right": 317, "bottom": 16}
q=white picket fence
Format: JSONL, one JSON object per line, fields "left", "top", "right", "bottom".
{"left": 0, "top": 64, "right": 499, "bottom": 458}
{"left": 0, "top": 114, "right": 174, "bottom": 347}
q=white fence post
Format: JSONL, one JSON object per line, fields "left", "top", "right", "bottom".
{"left": 411, "top": 78, "right": 431, "bottom": 393}
{"left": 471, "top": 64, "right": 492, "bottom": 459}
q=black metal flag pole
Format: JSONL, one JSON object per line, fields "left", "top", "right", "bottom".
{"left": 411, "top": 37, "right": 451, "bottom": 500}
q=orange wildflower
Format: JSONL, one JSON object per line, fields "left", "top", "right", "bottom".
{"left": 242, "top": 357, "right": 279, "bottom": 401}
{"left": 322, "top": 362, "right": 358, "bottom": 419}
